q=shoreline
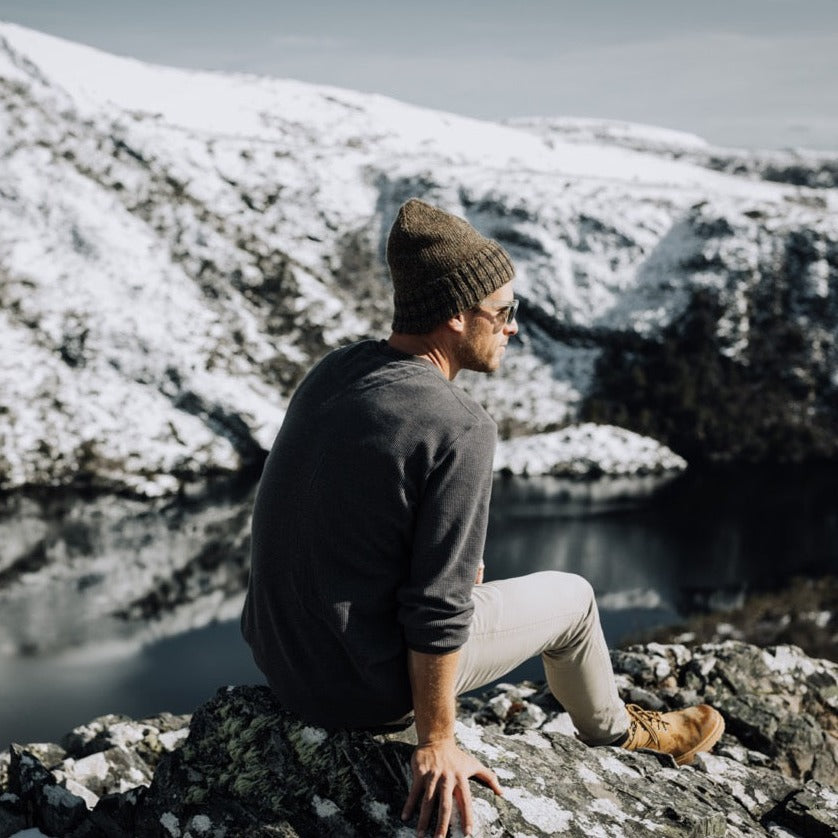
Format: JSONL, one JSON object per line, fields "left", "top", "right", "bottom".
{"left": 630, "top": 574, "right": 838, "bottom": 663}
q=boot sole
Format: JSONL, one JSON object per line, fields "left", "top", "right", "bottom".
{"left": 674, "top": 710, "right": 725, "bottom": 766}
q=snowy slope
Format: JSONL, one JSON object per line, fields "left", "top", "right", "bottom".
{"left": 510, "top": 116, "right": 838, "bottom": 189}
{"left": 1, "top": 23, "right": 836, "bottom": 493}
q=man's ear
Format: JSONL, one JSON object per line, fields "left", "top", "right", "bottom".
{"left": 446, "top": 312, "right": 467, "bottom": 334}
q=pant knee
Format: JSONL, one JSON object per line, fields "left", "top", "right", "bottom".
{"left": 573, "top": 573, "right": 595, "bottom": 603}
{"left": 552, "top": 571, "right": 596, "bottom": 614}
{"left": 539, "top": 571, "right": 600, "bottom": 656}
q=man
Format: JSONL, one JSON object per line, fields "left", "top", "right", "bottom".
{"left": 242, "top": 199, "right": 724, "bottom": 838}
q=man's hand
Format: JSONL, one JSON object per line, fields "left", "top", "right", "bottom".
{"left": 405, "top": 649, "right": 501, "bottom": 836}
{"left": 402, "top": 737, "right": 502, "bottom": 838}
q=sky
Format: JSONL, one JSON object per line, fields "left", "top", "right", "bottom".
{"left": 0, "top": 0, "right": 837, "bottom": 151}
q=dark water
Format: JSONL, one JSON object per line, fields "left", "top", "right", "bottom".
{"left": 2, "top": 465, "right": 836, "bottom": 746}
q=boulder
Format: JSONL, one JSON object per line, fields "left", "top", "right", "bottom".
{"left": 1, "top": 642, "right": 836, "bottom": 837}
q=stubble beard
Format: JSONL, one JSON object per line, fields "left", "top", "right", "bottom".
{"left": 456, "top": 323, "right": 502, "bottom": 374}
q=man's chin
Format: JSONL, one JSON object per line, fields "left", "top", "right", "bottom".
{"left": 489, "top": 349, "right": 507, "bottom": 371}
{"left": 457, "top": 347, "right": 504, "bottom": 375}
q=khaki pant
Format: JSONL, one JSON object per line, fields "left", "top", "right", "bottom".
{"left": 454, "top": 571, "right": 627, "bottom": 745}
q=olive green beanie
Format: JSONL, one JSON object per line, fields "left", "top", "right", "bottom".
{"left": 387, "top": 199, "right": 515, "bottom": 334}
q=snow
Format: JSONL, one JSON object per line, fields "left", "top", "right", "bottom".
{"left": 158, "top": 728, "right": 189, "bottom": 751}
{"left": 495, "top": 424, "right": 687, "bottom": 477}
{"left": 509, "top": 116, "right": 712, "bottom": 155}
{"left": 0, "top": 21, "right": 806, "bottom": 195}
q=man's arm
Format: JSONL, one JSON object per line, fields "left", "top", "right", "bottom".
{"left": 402, "top": 649, "right": 503, "bottom": 838}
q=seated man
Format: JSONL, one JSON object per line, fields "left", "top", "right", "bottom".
{"left": 242, "top": 198, "right": 724, "bottom": 838}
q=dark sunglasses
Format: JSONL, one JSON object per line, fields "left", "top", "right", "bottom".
{"left": 473, "top": 299, "right": 519, "bottom": 324}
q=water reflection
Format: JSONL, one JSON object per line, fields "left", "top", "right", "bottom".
{"left": 1, "top": 619, "right": 265, "bottom": 747}
{"left": 488, "top": 466, "right": 836, "bottom": 613}
{"left": 2, "top": 465, "right": 836, "bottom": 747}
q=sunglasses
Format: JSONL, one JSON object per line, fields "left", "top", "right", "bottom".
{"left": 474, "top": 299, "right": 519, "bottom": 325}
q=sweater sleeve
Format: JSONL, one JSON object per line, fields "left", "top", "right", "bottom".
{"left": 397, "top": 416, "right": 497, "bottom": 654}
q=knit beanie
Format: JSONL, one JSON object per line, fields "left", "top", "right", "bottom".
{"left": 387, "top": 199, "right": 515, "bottom": 334}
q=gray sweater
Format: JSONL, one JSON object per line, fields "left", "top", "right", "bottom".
{"left": 241, "top": 339, "right": 496, "bottom": 728}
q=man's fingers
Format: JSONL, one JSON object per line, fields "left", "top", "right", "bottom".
{"left": 453, "top": 778, "right": 474, "bottom": 837}
{"left": 402, "top": 775, "right": 423, "bottom": 820}
{"left": 472, "top": 763, "right": 504, "bottom": 796}
{"left": 433, "top": 777, "right": 453, "bottom": 838}
{"left": 415, "top": 772, "right": 441, "bottom": 837}
{"left": 417, "top": 788, "right": 435, "bottom": 837}
{"left": 422, "top": 773, "right": 439, "bottom": 807}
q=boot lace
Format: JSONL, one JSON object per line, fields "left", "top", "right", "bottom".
{"left": 626, "top": 703, "right": 670, "bottom": 748}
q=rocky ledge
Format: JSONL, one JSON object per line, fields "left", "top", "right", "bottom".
{"left": 2, "top": 641, "right": 836, "bottom": 837}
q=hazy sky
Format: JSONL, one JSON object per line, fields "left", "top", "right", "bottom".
{"left": 1, "top": 0, "right": 836, "bottom": 150}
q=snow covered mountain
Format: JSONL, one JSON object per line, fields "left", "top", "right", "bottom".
{"left": 2, "top": 23, "right": 837, "bottom": 495}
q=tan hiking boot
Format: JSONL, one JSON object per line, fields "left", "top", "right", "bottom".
{"left": 620, "top": 703, "right": 725, "bottom": 765}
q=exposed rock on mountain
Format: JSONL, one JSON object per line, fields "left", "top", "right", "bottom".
{"left": 1, "top": 24, "right": 837, "bottom": 495}
{"left": 2, "top": 642, "right": 836, "bottom": 836}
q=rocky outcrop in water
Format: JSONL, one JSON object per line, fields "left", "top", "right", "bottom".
{"left": 2, "top": 642, "right": 836, "bottom": 837}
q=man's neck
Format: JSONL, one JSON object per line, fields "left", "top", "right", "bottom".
{"left": 386, "top": 333, "right": 458, "bottom": 380}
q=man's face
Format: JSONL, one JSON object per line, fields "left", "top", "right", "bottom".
{"left": 456, "top": 282, "right": 518, "bottom": 374}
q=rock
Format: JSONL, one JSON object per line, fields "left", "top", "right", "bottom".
{"left": 8, "top": 746, "right": 88, "bottom": 836}
{"left": 61, "top": 714, "right": 147, "bottom": 757}
{"left": 769, "top": 781, "right": 838, "bottom": 838}
{"left": 0, "top": 743, "right": 65, "bottom": 793}
{"left": 59, "top": 710, "right": 190, "bottom": 773}
{"left": 56, "top": 747, "right": 153, "bottom": 798}
{"left": 133, "top": 676, "right": 837, "bottom": 837}
{"left": 485, "top": 683, "right": 547, "bottom": 730}
{"left": 2, "top": 643, "right": 836, "bottom": 837}
{"left": 89, "top": 787, "right": 146, "bottom": 838}
{"left": 0, "top": 710, "right": 190, "bottom": 837}
{"left": 0, "top": 792, "right": 27, "bottom": 838}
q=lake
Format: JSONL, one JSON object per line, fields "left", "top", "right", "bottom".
{"left": 2, "top": 464, "right": 836, "bottom": 747}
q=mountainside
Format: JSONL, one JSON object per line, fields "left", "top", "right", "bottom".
{"left": 1, "top": 23, "right": 837, "bottom": 495}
